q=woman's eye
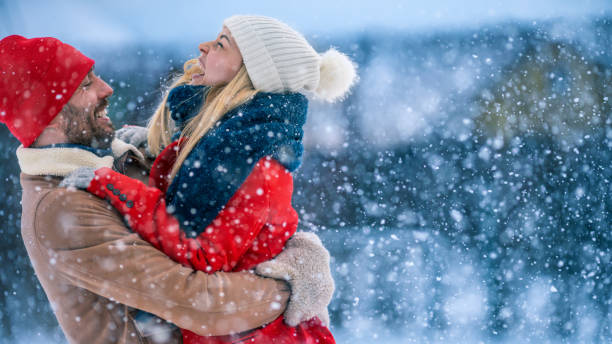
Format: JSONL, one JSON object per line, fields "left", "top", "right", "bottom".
{"left": 217, "top": 42, "right": 224, "bottom": 48}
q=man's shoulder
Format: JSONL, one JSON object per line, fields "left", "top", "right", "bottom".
{"left": 40, "top": 186, "right": 106, "bottom": 210}
{"left": 21, "top": 172, "right": 105, "bottom": 204}
{"left": 23, "top": 177, "right": 103, "bottom": 209}
{"left": 23, "top": 175, "right": 127, "bottom": 247}
{"left": 37, "top": 187, "right": 120, "bottom": 227}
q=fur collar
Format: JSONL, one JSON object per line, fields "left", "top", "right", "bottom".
{"left": 17, "top": 139, "right": 143, "bottom": 177}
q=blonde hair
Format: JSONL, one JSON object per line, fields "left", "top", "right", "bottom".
{"left": 147, "top": 59, "right": 259, "bottom": 180}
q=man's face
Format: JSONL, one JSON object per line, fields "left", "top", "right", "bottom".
{"left": 59, "top": 68, "right": 115, "bottom": 149}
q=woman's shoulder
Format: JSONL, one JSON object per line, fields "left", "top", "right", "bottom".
{"left": 240, "top": 157, "right": 292, "bottom": 188}
{"left": 253, "top": 157, "right": 293, "bottom": 189}
{"left": 255, "top": 156, "right": 291, "bottom": 174}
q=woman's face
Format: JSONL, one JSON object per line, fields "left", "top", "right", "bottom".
{"left": 191, "top": 26, "right": 243, "bottom": 86}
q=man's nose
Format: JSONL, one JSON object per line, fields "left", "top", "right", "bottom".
{"left": 98, "top": 78, "right": 113, "bottom": 99}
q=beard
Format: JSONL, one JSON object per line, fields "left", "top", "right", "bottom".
{"left": 61, "top": 100, "right": 115, "bottom": 150}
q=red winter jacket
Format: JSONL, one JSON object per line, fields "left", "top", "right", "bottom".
{"left": 87, "top": 140, "right": 335, "bottom": 344}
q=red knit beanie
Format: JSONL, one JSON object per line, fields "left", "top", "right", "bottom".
{"left": 0, "top": 35, "right": 95, "bottom": 147}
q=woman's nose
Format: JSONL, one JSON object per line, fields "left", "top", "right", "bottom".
{"left": 198, "top": 42, "right": 210, "bottom": 54}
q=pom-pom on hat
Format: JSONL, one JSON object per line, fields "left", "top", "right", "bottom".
{"left": 0, "top": 35, "right": 94, "bottom": 147}
{"left": 223, "top": 15, "right": 357, "bottom": 102}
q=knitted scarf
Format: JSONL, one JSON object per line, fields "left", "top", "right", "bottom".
{"left": 164, "top": 85, "right": 307, "bottom": 237}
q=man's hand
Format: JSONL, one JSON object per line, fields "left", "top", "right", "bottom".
{"left": 59, "top": 167, "right": 96, "bottom": 189}
{"left": 255, "top": 232, "right": 334, "bottom": 327}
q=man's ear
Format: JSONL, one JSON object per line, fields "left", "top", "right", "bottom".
{"left": 47, "top": 111, "right": 66, "bottom": 129}
{"left": 30, "top": 112, "right": 67, "bottom": 147}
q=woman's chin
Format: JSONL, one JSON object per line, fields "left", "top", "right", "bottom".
{"left": 190, "top": 74, "right": 206, "bottom": 86}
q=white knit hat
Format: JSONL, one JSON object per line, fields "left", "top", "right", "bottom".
{"left": 223, "top": 15, "right": 357, "bottom": 102}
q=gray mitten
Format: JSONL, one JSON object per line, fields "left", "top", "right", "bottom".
{"left": 115, "top": 125, "right": 155, "bottom": 158}
{"left": 115, "top": 125, "right": 149, "bottom": 148}
{"left": 255, "top": 232, "right": 334, "bottom": 327}
{"left": 59, "top": 167, "right": 96, "bottom": 189}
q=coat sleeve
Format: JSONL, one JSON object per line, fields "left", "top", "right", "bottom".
{"left": 87, "top": 161, "right": 272, "bottom": 272}
{"left": 234, "top": 158, "right": 299, "bottom": 271}
{"left": 33, "top": 188, "right": 290, "bottom": 336}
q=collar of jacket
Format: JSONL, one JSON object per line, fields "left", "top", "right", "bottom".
{"left": 16, "top": 139, "right": 143, "bottom": 177}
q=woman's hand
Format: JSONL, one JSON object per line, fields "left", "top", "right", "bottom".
{"left": 115, "top": 125, "right": 149, "bottom": 148}
{"left": 59, "top": 167, "right": 96, "bottom": 189}
{"left": 115, "top": 125, "right": 155, "bottom": 158}
{"left": 255, "top": 232, "right": 335, "bottom": 327}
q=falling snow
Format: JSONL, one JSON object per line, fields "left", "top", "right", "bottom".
{"left": 1, "top": 12, "right": 612, "bottom": 344}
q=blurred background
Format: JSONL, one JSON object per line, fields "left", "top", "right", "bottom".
{"left": 1, "top": 1, "right": 612, "bottom": 343}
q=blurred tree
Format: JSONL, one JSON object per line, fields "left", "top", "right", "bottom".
{"left": 475, "top": 39, "right": 612, "bottom": 147}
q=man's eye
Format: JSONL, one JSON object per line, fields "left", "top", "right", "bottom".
{"left": 217, "top": 42, "right": 224, "bottom": 48}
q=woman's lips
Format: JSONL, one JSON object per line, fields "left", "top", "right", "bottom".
{"left": 192, "top": 72, "right": 205, "bottom": 80}
{"left": 197, "top": 58, "right": 206, "bottom": 75}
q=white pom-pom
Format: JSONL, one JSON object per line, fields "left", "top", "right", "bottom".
{"left": 315, "top": 48, "right": 358, "bottom": 102}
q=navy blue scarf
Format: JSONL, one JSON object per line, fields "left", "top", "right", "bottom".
{"left": 38, "top": 143, "right": 112, "bottom": 158}
{"left": 164, "top": 85, "right": 307, "bottom": 237}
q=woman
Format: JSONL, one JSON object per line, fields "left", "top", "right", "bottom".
{"left": 65, "top": 15, "right": 356, "bottom": 343}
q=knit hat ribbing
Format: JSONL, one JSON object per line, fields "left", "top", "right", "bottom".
{"left": 223, "top": 15, "right": 357, "bottom": 102}
{"left": 0, "top": 35, "right": 94, "bottom": 147}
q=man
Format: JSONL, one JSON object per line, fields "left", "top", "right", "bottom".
{"left": 0, "top": 35, "right": 334, "bottom": 343}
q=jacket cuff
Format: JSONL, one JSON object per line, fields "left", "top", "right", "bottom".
{"left": 88, "top": 167, "right": 161, "bottom": 227}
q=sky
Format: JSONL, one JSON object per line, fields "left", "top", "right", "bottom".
{"left": 1, "top": 0, "right": 611, "bottom": 45}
